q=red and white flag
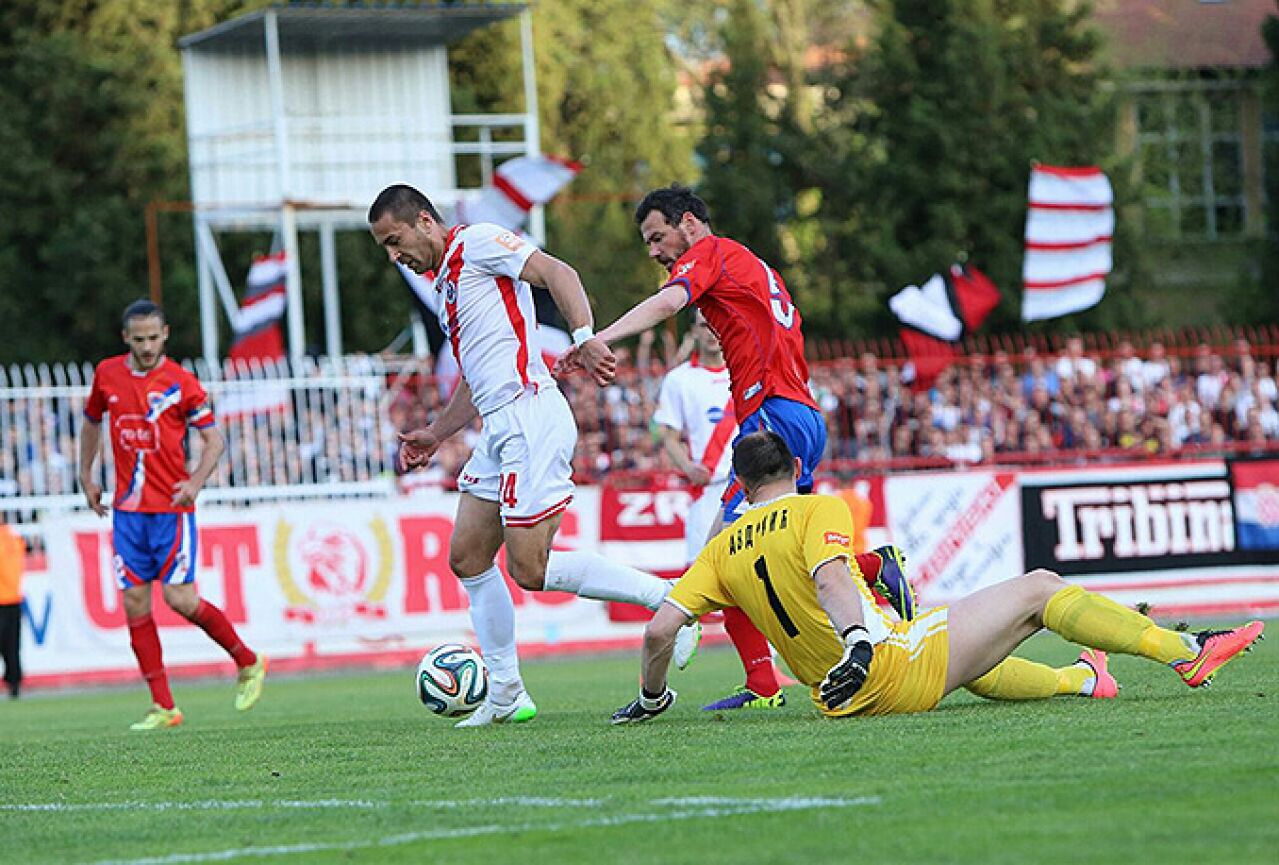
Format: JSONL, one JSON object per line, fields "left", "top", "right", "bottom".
{"left": 222, "top": 251, "right": 290, "bottom": 418}
{"left": 890, "top": 263, "right": 1000, "bottom": 390}
{"left": 1022, "top": 164, "right": 1113, "bottom": 322}
{"left": 228, "top": 251, "right": 287, "bottom": 365}
{"left": 455, "top": 155, "right": 582, "bottom": 228}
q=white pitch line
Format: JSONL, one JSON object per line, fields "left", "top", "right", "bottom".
{"left": 83, "top": 796, "right": 881, "bottom": 865}
{"left": 1, "top": 796, "right": 601, "bottom": 814}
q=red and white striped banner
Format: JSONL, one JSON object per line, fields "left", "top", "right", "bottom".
{"left": 1022, "top": 165, "right": 1114, "bottom": 322}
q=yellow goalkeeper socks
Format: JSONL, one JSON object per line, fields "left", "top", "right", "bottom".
{"left": 1044, "top": 585, "right": 1194, "bottom": 666}
{"left": 966, "top": 657, "right": 1098, "bottom": 700}
{"left": 966, "top": 657, "right": 1060, "bottom": 700}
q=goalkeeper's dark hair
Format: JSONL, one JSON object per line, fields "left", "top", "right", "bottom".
{"left": 635, "top": 184, "right": 712, "bottom": 230}
{"left": 732, "top": 431, "right": 795, "bottom": 492}
{"left": 122, "top": 299, "right": 166, "bottom": 330}
{"left": 368, "top": 184, "right": 444, "bottom": 226}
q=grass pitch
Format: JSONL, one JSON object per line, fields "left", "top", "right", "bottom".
{"left": 3, "top": 630, "right": 1278, "bottom": 865}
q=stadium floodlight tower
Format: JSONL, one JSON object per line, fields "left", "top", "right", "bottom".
{"left": 179, "top": 1, "right": 537, "bottom": 368}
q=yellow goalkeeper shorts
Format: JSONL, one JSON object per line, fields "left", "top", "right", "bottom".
{"left": 814, "top": 606, "right": 950, "bottom": 718}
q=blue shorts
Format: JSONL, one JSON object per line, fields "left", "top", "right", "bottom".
{"left": 112, "top": 511, "right": 198, "bottom": 591}
{"left": 722, "top": 396, "right": 827, "bottom": 524}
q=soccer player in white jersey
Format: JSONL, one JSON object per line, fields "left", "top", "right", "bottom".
{"left": 654, "top": 310, "right": 735, "bottom": 566}
{"left": 369, "top": 185, "right": 698, "bottom": 727}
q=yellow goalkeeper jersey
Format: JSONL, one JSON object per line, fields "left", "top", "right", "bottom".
{"left": 667, "top": 493, "right": 893, "bottom": 687}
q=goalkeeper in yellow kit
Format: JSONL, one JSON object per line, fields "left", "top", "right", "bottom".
{"left": 612, "top": 431, "right": 1265, "bottom": 722}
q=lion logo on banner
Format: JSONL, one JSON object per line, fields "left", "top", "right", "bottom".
{"left": 275, "top": 516, "right": 393, "bottom": 623}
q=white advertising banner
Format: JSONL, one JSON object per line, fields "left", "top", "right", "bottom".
{"left": 884, "top": 469, "right": 1024, "bottom": 604}
{"left": 22, "top": 489, "right": 643, "bottom": 682}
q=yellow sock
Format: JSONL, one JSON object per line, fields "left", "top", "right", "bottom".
{"left": 1044, "top": 585, "right": 1193, "bottom": 666}
{"left": 1055, "top": 663, "right": 1092, "bottom": 696}
{"left": 965, "top": 657, "right": 1059, "bottom": 700}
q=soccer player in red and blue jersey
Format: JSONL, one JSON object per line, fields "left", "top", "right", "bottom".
{"left": 78, "top": 300, "right": 266, "bottom": 730}
{"left": 564, "top": 185, "right": 916, "bottom": 710}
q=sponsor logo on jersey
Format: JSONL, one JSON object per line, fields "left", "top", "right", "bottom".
{"left": 114, "top": 415, "right": 159, "bottom": 453}
{"left": 675, "top": 261, "right": 695, "bottom": 277}
{"left": 495, "top": 231, "right": 525, "bottom": 252}
{"left": 707, "top": 406, "right": 724, "bottom": 424}
{"left": 824, "top": 531, "right": 850, "bottom": 547}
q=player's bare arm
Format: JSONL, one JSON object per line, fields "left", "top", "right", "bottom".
{"left": 611, "top": 601, "right": 686, "bottom": 724}
{"left": 520, "top": 249, "right": 616, "bottom": 386}
{"left": 172, "top": 422, "right": 225, "bottom": 508}
{"left": 813, "top": 557, "right": 875, "bottom": 710}
{"left": 813, "top": 558, "right": 866, "bottom": 636}
{"left": 77, "top": 419, "right": 107, "bottom": 517}
{"left": 596, "top": 284, "right": 687, "bottom": 347}
{"left": 398, "top": 378, "right": 479, "bottom": 472}
{"left": 659, "top": 424, "right": 711, "bottom": 486}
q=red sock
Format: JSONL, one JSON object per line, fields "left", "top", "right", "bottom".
{"left": 854, "top": 551, "right": 882, "bottom": 585}
{"left": 127, "top": 614, "right": 174, "bottom": 710}
{"left": 722, "top": 607, "right": 779, "bottom": 697}
{"left": 190, "top": 600, "right": 257, "bottom": 668}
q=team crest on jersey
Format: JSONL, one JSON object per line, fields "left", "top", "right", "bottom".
{"left": 274, "top": 516, "right": 393, "bottom": 624}
{"left": 494, "top": 231, "right": 525, "bottom": 252}
{"left": 707, "top": 406, "right": 724, "bottom": 424}
{"left": 145, "top": 384, "right": 182, "bottom": 422}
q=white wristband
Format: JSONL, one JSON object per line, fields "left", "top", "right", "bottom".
{"left": 571, "top": 325, "right": 595, "bottom": 347}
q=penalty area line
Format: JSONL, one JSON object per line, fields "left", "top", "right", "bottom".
{"left": 84, "top": 796, "right": 882, "bottom": 865}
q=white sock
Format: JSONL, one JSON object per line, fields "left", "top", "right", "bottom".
{"left": 459, "top": 565, "right": 522, "bottom": 703}
{"left": 545, "top": 550, "right": 671, "bottom": 611}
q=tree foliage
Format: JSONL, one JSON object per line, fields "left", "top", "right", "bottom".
{"left": 788, "top": 0, "right": 1129, "bottom": 337}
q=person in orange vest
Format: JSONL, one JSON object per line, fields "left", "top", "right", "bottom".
{"left": 0, "top": 518, "right": 25, "bottom": 699}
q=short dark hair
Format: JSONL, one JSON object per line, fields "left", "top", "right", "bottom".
{"left": 731, "top": 431, "right": 795, "bottom": 492}
{"left": 122, "top": 299, "right": 165, "bottom": 330}
{"left": 368, "top": 184, "right": 444, "bottom": 226}
{"left": 635, "top": 184, "right": 712, "bottom": 229}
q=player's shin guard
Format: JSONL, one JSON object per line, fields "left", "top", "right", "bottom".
{"left": 965, "top": 657, "right": 1079, "bottom": 701}
{"left": 722, "top": 607, "right": 780, "bottom": 697}
{"left": 127, "top": 613, "right": 175, "bottom": 710}
{"left": 545, "top": 550, "right": 669, "bottom": 611}
{"left": 1043, "top": 585, "right": 1193, "bottom": 665}
{"left": 189, "top": 600, "right": 257, "bottom": 668}
{"left": 459, "top": 565, "right": 522, "bottom": 702}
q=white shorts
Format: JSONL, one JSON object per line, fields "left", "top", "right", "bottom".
{"left": 459, "top": 387, "right": 576, "bottom": 527}
{"left": 684, "top": 478, "right": 729, "bottom": 564}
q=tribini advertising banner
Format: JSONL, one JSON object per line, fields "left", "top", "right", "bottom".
{"left": 23, "top": 489, "right": 640, "bottom": 681}
{"left": 1020, "top": 461, "right": 1279, "bottom": 617}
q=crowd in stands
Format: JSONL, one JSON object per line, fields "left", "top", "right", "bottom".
{"left": 393, "top": 333, "right": 1279, "bottom": 484}
{"left": 1, "top": 334, "right": 1277, "bottom": 509}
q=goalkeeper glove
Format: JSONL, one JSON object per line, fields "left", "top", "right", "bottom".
{"left": 610, "top": 687, "right": 677, "bottom": 725}
{"left": 819, "top": 625, "right": 874, "bottom": 710}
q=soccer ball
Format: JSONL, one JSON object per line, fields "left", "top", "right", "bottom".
{"left": 415, "top": 644, "right": 489, "bottom": 717}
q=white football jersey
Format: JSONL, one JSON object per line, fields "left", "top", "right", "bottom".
{"left": 432, "top": 223, "right": 555, "bottom": 415}
{"left": 653, "top": 360, "right": 736, "bottom": 482}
